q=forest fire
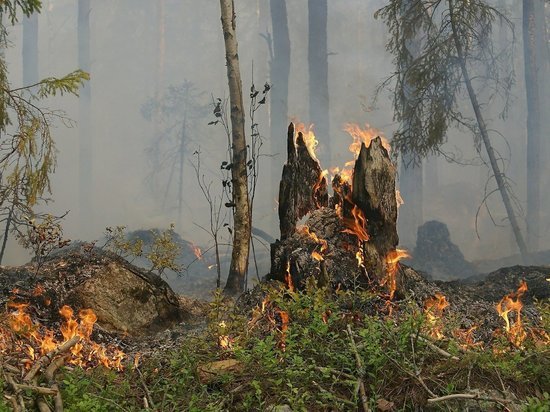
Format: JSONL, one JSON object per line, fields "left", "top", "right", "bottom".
{"left": 4, "top": 300, "right": 124, "bottom": 371}
{"left": 423, "top": 293, "right": 449, "bottom": 340}
{"left": 496, "top": 280, "right": 528, "bottom": 347}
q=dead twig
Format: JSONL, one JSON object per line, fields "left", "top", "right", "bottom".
{"left": 136, "top": 366, "right": 156, "bottom": 410}
{"left": 418, "top": 336, "right": 460, "bottom": 361}
{"left": 24, "top": 336, "right": 80, "bottom": 382}
{"left": 346, "top": 324, "right": 371, "bottom": 412}
{"left": 427, "top": 392, "right": 513, "bottom": 404}
{"left": 45, "top": 356, "right": 67, "bottom": 412}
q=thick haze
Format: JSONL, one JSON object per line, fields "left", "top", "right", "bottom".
{"left": 3, "top": 0, "right": 549, "bottom": 276}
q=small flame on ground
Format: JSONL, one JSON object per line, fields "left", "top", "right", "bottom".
{"left": 277, "top": 310, "right": 290, "bottom": 351}
{"left": 191, "top": 243, "right": 202, "bottom": 260}
{"left": 382, "top": 249, "right": 410, "bottom": 300}
{"left": 496, "top": 280, "right": 528, "bottom": 347}
{"left": 5, "top": 301, "right": 124, "bottom": 370}
{"left": 424, "top": 293, "right": 449, "bottom": 340}
{"left": 284, "top": 261, "right": 295, "bottom": 292}
{"left": 453, "top": 326, "right": 482, "bottom": 350}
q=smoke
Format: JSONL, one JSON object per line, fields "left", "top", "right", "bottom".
{"left": 1, "top": 0, "right": 547, "bottom": 277}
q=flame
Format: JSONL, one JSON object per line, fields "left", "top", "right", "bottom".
{"left": 297, "top": 226, "right": 329, "bottom": 262}
{"left": 424, "top": 293, "right": 449, "bottom": 340}
{"left": 343, "top": 123, "right": 390, "bottom": 155}
{"left": 382, "top": 249, "right": 409, "bottom": 300}
{"left": 8, "top": 302, "right": 35, "bottom": 336}
{"left": 395, "top": 190, "right": 404, "bottom": 208}
{"left": 496, "top": 280, "right": 528, "bottom": 347}
{"left": 294, "top": 122, "right": 319, "bottom": 162}
{"left": 342, "top": 205, "right": 369, "bottom": 242}
{"left": 453, "top": 326, "right": 482, "bottom": 350}
{"left": 191, "top": 243, "right": 202, "bottom": 260}
{"left": 277, "top": 310, "right": 290, "bottom": 351}
{"left": 284, "top": 261, "right": 295, "bottom": 292}
{"left": 4, "top": 300, "right": 124, "bottom": 371}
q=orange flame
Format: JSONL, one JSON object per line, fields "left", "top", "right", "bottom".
{"left": 191, "top": 243, "right": 202, "bottom": 260}
{"left": 278, "top": 310, "right": 290, "bottom": 351}
{"left": 284, "top": 261, "right": 294, "bottom": 292}
{"left": 382, "top": 249, "right": 410, "bottom": 300}
{"left": 5, "top": 300, "right": 124, "bottom": 371}
{"left": 342, "top": 205, "right": 369, "bottom": 242}
{"left": 496, "top": 280, "right": 528, "bottom": 347}
{"left": 294, "top": 122, "right": 319, "bottom": 162}
{"left": 343, "top": 123, "right": 390, "bottom": 156}
{"left": 424, "top": 293, "right": 449, "bottom": 340}
{"left": 297, "top": 226, "right": 329, "bottom": 261}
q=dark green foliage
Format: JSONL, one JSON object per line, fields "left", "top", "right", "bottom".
{"left": 375, "top": 0, "right": 515, "bottom": 162}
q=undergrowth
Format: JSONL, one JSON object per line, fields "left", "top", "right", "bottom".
{"left": 5, "top": 284, "right": 548, "bottom": 411}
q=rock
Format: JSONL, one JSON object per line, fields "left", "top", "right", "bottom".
{"left": 0, "top": 244, "right": 186, "bottom": 336}
{"left": 407, "top": 220, "right": 478, "bottom": 280}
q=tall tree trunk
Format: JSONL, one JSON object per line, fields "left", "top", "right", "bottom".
{"left": 398, "top": 156, "right": 423, "bottom": 249}
{"left": 177, "top": 117, "right": 186, "bottom": 228}
{"left": 269, "top": 0, "right": 290, "bottom": 234}
{"left": 78, "top": 0, "right": 92, "bottom": 235}
{"left": 397, "top": 0, "right": 424, "bottom": 250}
{"left": 308, "top": 0, "right": 330, "bottom": 166}
{"left": 523, "top": 0, "right": 545, "bottom": 251}
{"left": 449, "top": 0, "right": 530, "bottom": 263}
{"left": 23, "top": 12, "right": 38, "bottom": 86}
{"left": 219, "top": 0, "right": 251, "bottom": 296}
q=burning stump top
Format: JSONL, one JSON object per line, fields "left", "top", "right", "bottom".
{"left": 271, "top": 124, "right": 399, "bottom": 291}
{"left": 0, "top": 244, "right": 186, "bottom": 336}
{"left": 279, "top": 123, "right": 328, "bottom": 239}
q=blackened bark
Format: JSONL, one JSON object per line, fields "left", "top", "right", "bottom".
{"left": 279, "top": 123, "right": 328, "bottom": 239}
{"left": 308, "top": 0, "right": 330, "bottom": 166}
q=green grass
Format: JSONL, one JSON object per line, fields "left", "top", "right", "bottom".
{"left": 3, "top": 283, "right": 549, "bottom": 411}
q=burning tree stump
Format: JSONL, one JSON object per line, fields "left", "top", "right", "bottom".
{"left": 269, "top": 123, "right": 400, "bottom": 293}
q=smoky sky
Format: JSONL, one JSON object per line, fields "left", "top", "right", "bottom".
{"left": 2, "top": 0, "right": 548, "bottom": 271}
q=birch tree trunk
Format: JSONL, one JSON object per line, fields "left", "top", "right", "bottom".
{"left": 219, "top": 0, "right": 251, "bottom": 296}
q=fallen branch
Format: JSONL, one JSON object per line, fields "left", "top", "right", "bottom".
{"left": 346, "top": 324, "right": 371, "bottom": 412}
{"left": 24, "top": 336, "right": 80, "bottom": 382}
{"left": 136, "top": 366, "right": 156, "bottom": 410}
{"left": 45, "top": 356, "right": 67, "bottom": 412}
{"left": 428, "top": 392, "right": 513, "bottom": 404}
{"left": 418, "top": 336, "right": 460, "bottom": 361}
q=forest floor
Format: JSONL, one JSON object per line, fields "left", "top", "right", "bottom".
{"left": 2, "top": 278, "right": 548, "bottom": 411}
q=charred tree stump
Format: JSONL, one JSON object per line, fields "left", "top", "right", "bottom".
{"left": 270, "top": 125, "right": 399, "bottom": 292}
